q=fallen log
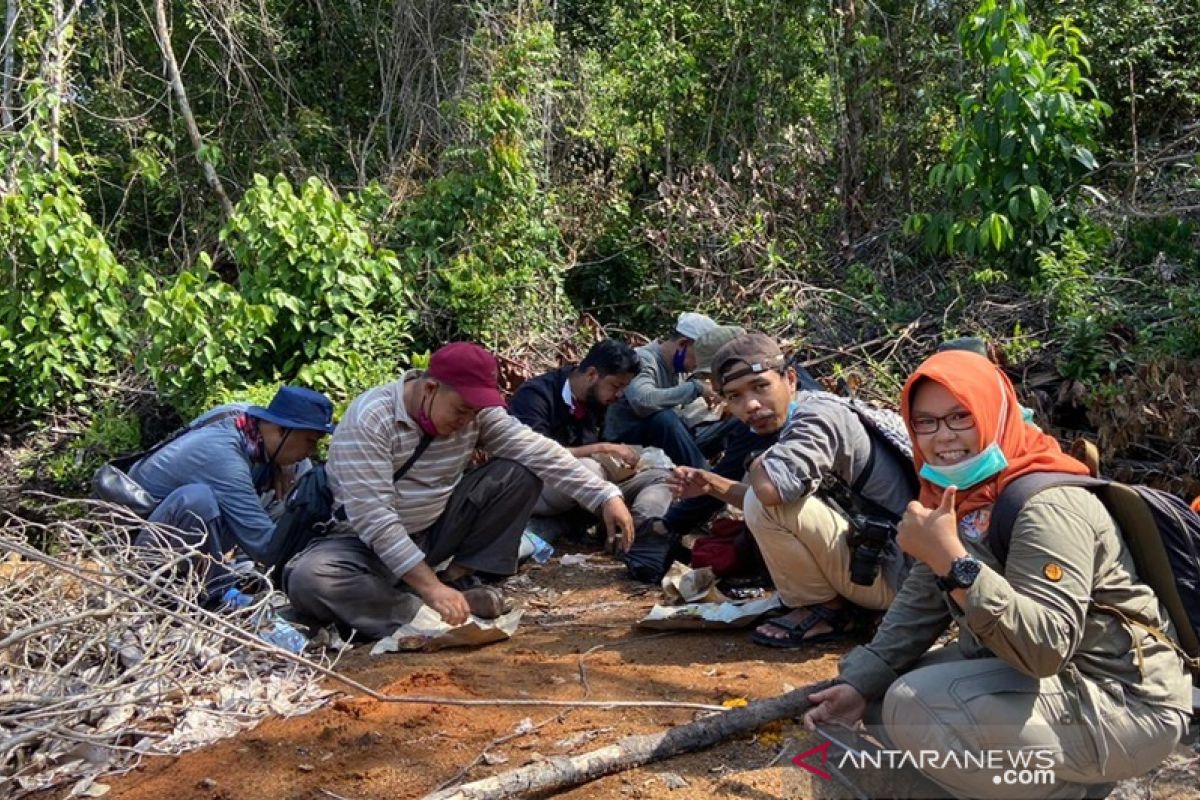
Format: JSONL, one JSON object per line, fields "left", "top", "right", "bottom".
{"left": 425, "top": 678, "right": 837, "bottom": 800}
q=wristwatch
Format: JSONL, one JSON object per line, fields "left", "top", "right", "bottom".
{"left": 936, "top": 556, "right": 982, "bottom": 592}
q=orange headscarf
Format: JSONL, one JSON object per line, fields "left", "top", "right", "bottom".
{"left": 900, "top": 350, "right": 1089, "bottom": 519}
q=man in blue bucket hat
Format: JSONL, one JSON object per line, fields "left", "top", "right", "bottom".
{"left": 129, "top": 385, "right": 335, "bottom": 606}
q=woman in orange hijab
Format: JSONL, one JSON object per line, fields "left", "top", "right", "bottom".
{"left": 804, "top": 350, "right": 1192, "bottom": 799}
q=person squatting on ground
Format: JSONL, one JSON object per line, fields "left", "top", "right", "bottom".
{"left": 509, "top": 339, "right": 673, "bottom": 544}
{"left": 804, "top": 350, "right": 1192, "bottom": 799}
{"left": 281, "top": 342, "right": 635, "bottom": 641}
{"left": 129, "top": 386, "right": 335, "bottom": 606}
{"left": 671, "top": 333, "right": 917, "bottom": 647}
{"left": 604, "top": 311, "right": 719, "bottom": 469}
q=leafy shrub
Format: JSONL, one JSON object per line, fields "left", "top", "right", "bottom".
{"left": 0, "top": 128, "right": 130, "bottom": 418}
{"left": 223, "top": 175, "right": 414, "bottom": 385}
{"left": 905, "top": 0, "right": 1111, "bottom": 269}
{"left": 142, "top": 175, "right": 415, "bottom": 415}
{"left": 138, "top": 256, "right": 276, "bottom": 418}
{"left": 40, "top": 402, "right": 143, "bottom": 491}
{"left": 397, "top": 18, "right": 572, "bottom": 344}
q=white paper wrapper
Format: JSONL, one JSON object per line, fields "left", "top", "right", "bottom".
{"left": 370, "top": 605, "right": 524, "bottom": 654}
{"left": 637, "top": 594, "right": 782, "bottom": 630}
{"left": 661, "top": 561, "right": 726, "bottom": 604}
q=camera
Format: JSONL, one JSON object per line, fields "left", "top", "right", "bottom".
{"left": 847, "top": 514, "right": 894, "bottom": 586}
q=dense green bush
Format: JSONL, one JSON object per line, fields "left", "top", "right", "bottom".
{"left": 137, "top": 256, "right": 275, "bottom": 417}
{"left": 39, "top": 402, "right": 143, "bottom": 491}
{"left": 397, "top": 18, "right": 573, "bottom": 344}
{"left": 906, "top": 0, "right": 1111, "bottom": 268}
{"left": 0, "top": 127, "right": 130, "bottom": 417}
{"left": 140, "top": 175, "right": 415, "bottom": 415}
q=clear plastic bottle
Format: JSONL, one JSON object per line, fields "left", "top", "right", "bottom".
{"left": 257, "top": 614, "right": 308, "bottom": 654}
{"left": 518, "top": 531, "right": 554, "bottom": 564}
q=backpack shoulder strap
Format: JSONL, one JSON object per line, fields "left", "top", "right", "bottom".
{"left": 393, "top": 434, "right": 434, "bottom": 483}
{"left": 989, "top": 473, "right": 1108, "bottom": 564}
{"left": 843, "top": 400, "right": 919, "bottom": 500}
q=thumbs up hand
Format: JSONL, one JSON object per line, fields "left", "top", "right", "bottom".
{"left": 896, "top": 487, "right": 968, "bottom": 577}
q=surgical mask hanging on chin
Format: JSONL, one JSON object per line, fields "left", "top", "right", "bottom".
{"left": 919, "top": 443, "right": 1008, "bottom": 489}
{"left": 919, "top": 372, "right": 1010, "bottom": 490}
{"left": 413, "top": 387, "right": 440, "bottom": 437}
{"left": 672, "top": 345, "right": 688, "bottom": 374}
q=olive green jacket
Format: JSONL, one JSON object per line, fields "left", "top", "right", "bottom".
{"left": 840, "top": 486, "right": 1193, "bottom": 714}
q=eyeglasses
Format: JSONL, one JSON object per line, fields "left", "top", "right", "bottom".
{"left": 911, "top": 410, "right": 976, "bottom": 435}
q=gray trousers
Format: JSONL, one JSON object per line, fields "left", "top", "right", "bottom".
{"left": 135, "top": 483, "right": 234, "bottom": 605}
{"left": 872, "top": 647, "right": 1189, "bottom": 798}
{"left": 533, "top": 457, "right": 672, "bottom": 527}
{"left": 282, "top": 458, "right": 542, "bottom": 640}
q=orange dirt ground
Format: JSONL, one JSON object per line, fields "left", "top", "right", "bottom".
{"left": 93, "top": 549, "right": 1198, "bottom": 800}
{"left": 99, "top": 552, "right": 847, "bottom": 800}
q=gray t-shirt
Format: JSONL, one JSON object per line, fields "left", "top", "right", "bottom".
{"left": 605, "top": 343, "right": 703, "bottom": 441}
{"left": 761, "top": 390, "right": 914, "bottom": 517}
{"left": 760, "top": 391, "right": 917, "bottom": 590}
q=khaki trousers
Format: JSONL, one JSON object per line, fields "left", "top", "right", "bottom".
{"left": 877, "top": 647, "right": 1189, "bottom": 798}
{"left": 743, "top": 490, "right": 895, "bottom": 610}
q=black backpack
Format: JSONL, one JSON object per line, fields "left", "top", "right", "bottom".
{"left": 990, "top": 473, "right": 1200, "bottom": 685}
{"left": 812, "top": 393, "right": 919, "bottom": 524}
{"left": 267, "top": 464, "right": 336, "bottom": 586}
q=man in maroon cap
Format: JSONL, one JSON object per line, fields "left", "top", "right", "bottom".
{"left": 282, "top": 342, "right": 635, "bottom": 640}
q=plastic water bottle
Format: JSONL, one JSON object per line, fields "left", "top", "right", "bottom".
{"left": 519, "top": 531, "right": 554, "bottom": 564}
{"left": 258, "top": 614, "right": 308, "bottom": 654}
{"left": 220, "top": 587, "right": 255, "bottom": 610}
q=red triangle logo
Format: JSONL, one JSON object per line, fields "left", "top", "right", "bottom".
{"left": 791, "top": 740, "right": 833, "bottom": 780}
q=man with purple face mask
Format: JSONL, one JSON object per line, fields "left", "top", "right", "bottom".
{"left": 283, "top": 342, "right": 635, "bottom": 640}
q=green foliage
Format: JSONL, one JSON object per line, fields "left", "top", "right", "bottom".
{"left": 41, "top": 402, "right": 143, "bottom": 491}
{"left": 906, "top": 0, "right": 1111, "bottom": 268}
{"left": 138, "top": 255, "right": 275, "bottom": 417}
{"left": 141, "top": 176, "right": 415, "bottom": 415}
{"left": 398, "top": 17, "right": 571, "bottom": 343}
{"left": 0, "top": 126, "right": 130, "bottom": 417}
{"left": 224, "top": 174, "right": 414, "bottom": 389}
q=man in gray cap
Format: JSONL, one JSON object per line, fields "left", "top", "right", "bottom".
{"left": 671, "top": 333, "right": 918, "bottom": 648}
{"left": 604, "top": 311, "right": 719, "bottom": 469}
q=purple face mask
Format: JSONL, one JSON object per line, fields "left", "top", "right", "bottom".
{"left": 413, "top": 387, "right": 440, "bottom": 436}
{"left": 673, "top": 344, "right": 688, "bottom": 373}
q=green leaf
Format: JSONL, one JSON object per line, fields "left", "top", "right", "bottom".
{"left": 1029, "top": 186, "right": 1051, "bottom": 221}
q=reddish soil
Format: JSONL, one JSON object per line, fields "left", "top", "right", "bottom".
{"left": 97, "top": 550, "right": 1199, "bottom": 800}
{"left": 103, "top": 553, "right": 845, "bottom": 800}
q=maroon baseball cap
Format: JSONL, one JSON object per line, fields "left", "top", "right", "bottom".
{"left": 427, "top": 342, "right": 506, "bottom": 409}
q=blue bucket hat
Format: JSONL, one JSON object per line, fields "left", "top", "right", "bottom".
{"left": 246, "top": 386, "right": 335, "bottom": 434}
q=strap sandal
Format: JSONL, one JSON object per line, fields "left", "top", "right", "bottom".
{"left": 750, "top": 603, "right": 855, "bottom": 649}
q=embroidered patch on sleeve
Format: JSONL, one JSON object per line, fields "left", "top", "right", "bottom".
{"left": 1043, "top": 562, "right": 1064, "bottom": 582}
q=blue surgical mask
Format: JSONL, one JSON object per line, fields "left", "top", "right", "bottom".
{"left": 919, "top": 443, "right": 1008, "bottom": 489}
{"left": 673, "top": 345, "right": 688, "bottom": 373}
{"left": 786, "top": 400, "right": 800, "bottom": 422}
{"left": 918, "top": 374, "right": 1011, "bottom": 489}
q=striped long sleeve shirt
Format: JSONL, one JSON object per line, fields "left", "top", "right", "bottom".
{"left": 327, "top": 372, "right": 622, "bottom": 579}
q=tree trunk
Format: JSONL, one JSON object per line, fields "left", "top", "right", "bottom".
{"left": 2, "top": 0, "right": 16, "bottom": 130}
{"left": 425, "top": 679, "right": 836, "bottom": 800}
{"left": 834, "top": 0, "right": 866, "bottom": 247}
{"left": 48, "top": 0, "right": 63, "bottom": 164}
{"left": 151, "top": 0, "right": 234, "bottom": 221}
